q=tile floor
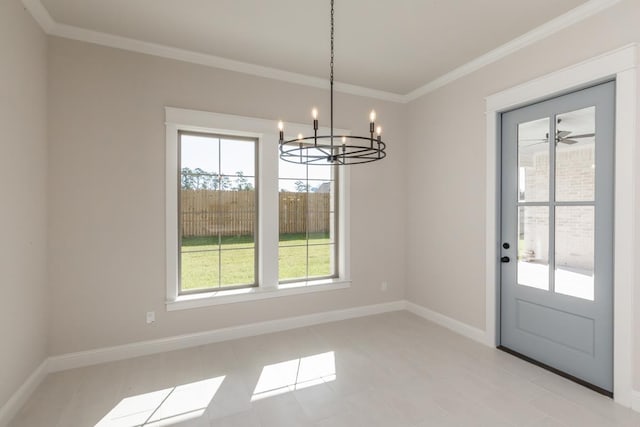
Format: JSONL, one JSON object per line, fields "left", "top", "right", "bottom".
{"left": 9, "top": 311, "right": 640, "bottom": 426}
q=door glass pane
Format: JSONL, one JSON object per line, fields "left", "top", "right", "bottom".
{"left": 555, "top": 107, "right": 596, "bottom": 202}
{"left": 518, "top": 206, "right": 549, "bottom": 290}
{"left": 518, "top": 118, "right": 550, "bottom": 202}
{"left": 555, "top": 206, "right": 595, "bottom": 301}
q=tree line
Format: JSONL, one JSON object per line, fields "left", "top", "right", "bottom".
{"left": 181, "top": 168, "right": 253, "bottom": 191}
{"left": 181, "top": 168, "right": 326, "bottom": 193}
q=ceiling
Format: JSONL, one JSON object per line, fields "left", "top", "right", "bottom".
{"left": 38, "top": 0, "right": 594, "bottom": 96}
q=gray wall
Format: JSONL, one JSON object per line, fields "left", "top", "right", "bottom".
{"left": 405, "top": 0, "right": 640, "bottom": 389}
{"left": 0, "top": 0, "right": 49, "bottom": 409}
{"left": 46, "top": 37, "right": 408, "bottom": 356}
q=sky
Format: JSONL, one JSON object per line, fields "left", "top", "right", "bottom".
{"left": 181, "top": 134, "right": 333, "bottom": 192}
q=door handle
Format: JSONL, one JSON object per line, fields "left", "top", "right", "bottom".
{"left": 501, "top": 256, "right": 510, "bottom": 263}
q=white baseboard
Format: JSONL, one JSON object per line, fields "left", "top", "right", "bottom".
{"left": 405, "top": 301, "right": 487, "bottom": 344}
{"left": 632, "top": 390, "right": 640, "bottom": 413}
{"left": 1, "top": 300, "right": 403, "bottom": 424}
{"left": 0, "top": 359, "right": 49, "bottom": 427}
{"left": 48, "top": 300, "right": 406, "bottom": 372}
{"left": 13, "top": 299, "right": 634, "bottom": 425}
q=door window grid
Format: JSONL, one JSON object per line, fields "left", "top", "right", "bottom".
{"left": 516, "top": 108, "right": 596, "bottom": 301}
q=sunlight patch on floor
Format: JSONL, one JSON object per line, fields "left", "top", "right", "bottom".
{"left": 95, "top": 376, "right": 225, "bottom": 426}
{"left": 251, "top": 351, "right": 336, "bottom": 401}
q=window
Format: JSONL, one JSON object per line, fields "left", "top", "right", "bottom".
{"left": 179, "top": 132, "right": 257, "bottom": 293}
{"left": 278, "top": 158, "right": 337, "bottom": 282}
{"left": 166, "top": 108, "right": 350, "bottom": 310}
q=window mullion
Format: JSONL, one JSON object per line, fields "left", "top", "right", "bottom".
{"left": 259, "top": 135, "right": 280, "bottom": 289}
{"left": 306, "top": 163, "right": 310, "bottom": 279}
{"left": 217, "top": 138, "right": 222, "bottom": 289}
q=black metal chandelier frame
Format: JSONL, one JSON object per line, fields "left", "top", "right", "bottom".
{"left": 278, "top": 0, "right": 387, "bottom": 166}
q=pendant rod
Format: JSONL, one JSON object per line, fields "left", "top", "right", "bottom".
{"left": 330, "top": 0, "right": 334, "bottom": 154}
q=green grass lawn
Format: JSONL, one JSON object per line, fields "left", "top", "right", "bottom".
{"left": 181, "top": 233, "right": 333, "bottom": 291}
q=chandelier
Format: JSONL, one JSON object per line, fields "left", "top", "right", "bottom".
{"left": 278, "top": 0, "right": 387, "bottom": 165}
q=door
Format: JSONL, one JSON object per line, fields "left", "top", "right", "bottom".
{"left": 500, "top": 81, "right": 615, "bottom": 393}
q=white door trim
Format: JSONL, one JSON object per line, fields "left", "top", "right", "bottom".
{"left": 485, "top": 43, "right": 638, "bottom": 406}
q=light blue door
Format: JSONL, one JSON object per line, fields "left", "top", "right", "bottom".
{"left": 500, "top": 81, "right": 614, "bottom": 393}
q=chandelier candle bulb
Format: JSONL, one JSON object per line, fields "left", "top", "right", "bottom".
{"left": 311, "top": 108, "right": 319, "bottom": 144}
{"left": 370, "top": 119, "right": 376, "bottom": 148}
{"left": 278, "top": 121, "right": 284, "bottom": 142}
{"left": 312, "top": 108, "right": 319, "bottom": 132}
{"left": 369, "top": 111, "right": 376, "bottom": 134}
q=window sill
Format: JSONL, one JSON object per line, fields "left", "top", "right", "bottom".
{"left": 166, "top": 279, "right": 351, "bottom": 311}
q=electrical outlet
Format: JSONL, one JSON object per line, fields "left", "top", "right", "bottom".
{"left": 146, "top": 311, "right": 155, "bottom": 324}
{"left": 381, "top": 281, "right": 388, "bottom": 292}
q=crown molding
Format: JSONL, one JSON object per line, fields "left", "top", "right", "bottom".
{"left": 22, "top": 0, "right": 623, "bottom": 104}
{"left": 49, "top": 22, "right": 407, "bottom": 103}
{"left": 405, "top": 0, "right": 624, "bottom": 101}
{"left": 21, "top": 0, "right": 54, "bottom": 32}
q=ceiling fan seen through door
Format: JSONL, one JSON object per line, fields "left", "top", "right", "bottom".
{"left": 521, "top": 118, "right": 595, "bottom": 146}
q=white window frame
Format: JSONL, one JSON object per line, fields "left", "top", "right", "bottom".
{"left": 165, "top": 107, "right": 351, "bottom": 311}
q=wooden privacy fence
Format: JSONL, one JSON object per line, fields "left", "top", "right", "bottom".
{"left": 181, "top": 190, "right": 331, "bottom": 237}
